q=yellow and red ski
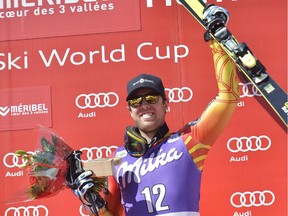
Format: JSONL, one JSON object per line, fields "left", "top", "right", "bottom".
{"left": 178, "top": 0, "right": 288, "bottom": 127}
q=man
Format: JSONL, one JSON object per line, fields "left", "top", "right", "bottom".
{"left": 69, "top": 5, "right": 239, "bottom": 216}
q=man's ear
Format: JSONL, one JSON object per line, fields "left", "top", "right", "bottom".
{"left": 127, "top": 105, "right": 132, "bottom": 113}
{"left": 164, "top": 100, "right": 170, "bottom": 112}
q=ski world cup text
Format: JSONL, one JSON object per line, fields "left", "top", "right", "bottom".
{"left": 0, "top": 43, "right": 189, "bottom": 70}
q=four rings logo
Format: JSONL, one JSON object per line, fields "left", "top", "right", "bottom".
{"left": 230, "top": 190, "right": 275, "bottom": 208}
{"left": 3, "top": 152, "right": 33, "bottom": 168}
{"left": 239, "top": 82, "right": 262, "bottom": 98}
{"left": 227, "top": 135, "right": 271, "bottom": 153}
{"left": 75, "top": 87, "right": 194, "bottom": 111}
{"left": 76, "top": 92, "right": 119, "bottom": 109}
{"left": 80, "top": 146, "right": 118, "bottom": 162}
{"left": 165, "top": 87, "right": 193, "bottom": 103}
{"left": 5, "top": 205, "right": 48, "bottom": 216}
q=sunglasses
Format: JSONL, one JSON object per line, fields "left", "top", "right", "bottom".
{"left": 128, "top": 94, "right": 160, "bottom": 108}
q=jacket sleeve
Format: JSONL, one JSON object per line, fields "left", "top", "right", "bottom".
{"left": 196, "top": 39, "right": 239, "bottom": 144}
{"left": 182, "top": 40, "right": 240, "bottom": 170}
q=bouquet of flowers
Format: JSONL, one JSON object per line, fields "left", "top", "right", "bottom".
{"left": 13, "top": 126, "right": 106, "bottom": 202}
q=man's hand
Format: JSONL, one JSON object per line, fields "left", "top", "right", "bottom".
{"left": 71, "top": 170, "right": 94, "bottom": 205}
{"left": 66, "top": 151, "right": 106, "bottom": 215}
{"left": 68, "top": 170, "right": 106, "bottom": 214}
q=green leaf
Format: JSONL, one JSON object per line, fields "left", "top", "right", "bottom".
{"left": 51, "top": 135, "right": 58, "bottom": 147}
{"left": 15, "top": 150, "right": 27, "bottom": 157}
{"left": 41, "top": 137, "right": 56, "bottom": 154}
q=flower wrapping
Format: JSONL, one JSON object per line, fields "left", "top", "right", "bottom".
{"left": 14, "top": 127, "right": 73, "bottom": 201}
{"left": 11, "top": 126, "right": 106, "bottom": 203}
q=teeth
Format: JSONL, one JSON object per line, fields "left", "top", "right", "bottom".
{"left": 142, "top": 113, "right": 153, "bottom": 117}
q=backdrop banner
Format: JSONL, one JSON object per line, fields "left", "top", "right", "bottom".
{"left": 0, "top": 0, "right": 287, "bottom": 215}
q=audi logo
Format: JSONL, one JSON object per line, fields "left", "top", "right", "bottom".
{"left": 75, "top": 92, "right": 119, "bottom": 109}
{"left": 239, "top": 82, "right": 261, "bottom": 98}
{"left": 165, "top": 87, "right": 193, "bottom": 103}
{"left": 230, "top": 190, "right": 275, "bottom": 208}
{"left": 5, "top": 205, "right": 48, "bottom": 216}
{"left": 80, "top": 146, "right": 118, "bottom": 162}
{"left": 3, "top": 152, "right": 33, "bottom": 168}
{"left": 227, "top": 135, "right": 271, "bottom": 153}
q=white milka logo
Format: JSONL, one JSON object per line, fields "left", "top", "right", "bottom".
{"left": 117, "top": 148, "right": 183, "bottom": 188}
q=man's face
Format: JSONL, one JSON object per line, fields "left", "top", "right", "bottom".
{"left": 128, "top": 88, "right": 168, "bottom": 134}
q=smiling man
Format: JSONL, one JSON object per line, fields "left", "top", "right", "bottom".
{"left": 125, "top": 74, "right": 168, "bottom": 145}
{"left": 68, "top": 5, "right": 240, "bottom": 216}
{"left": 69, "top": 41, "right": 240, "bottom": 216}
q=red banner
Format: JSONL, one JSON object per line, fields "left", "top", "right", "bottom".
{"left": 0, "top": 86, "right": 52, "bottom": 131}
{"left": 0, "top": 0, "right": 286, "bottom": 215}
{"left": 0, "top": 0, "right": 141, "bottom": 41}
